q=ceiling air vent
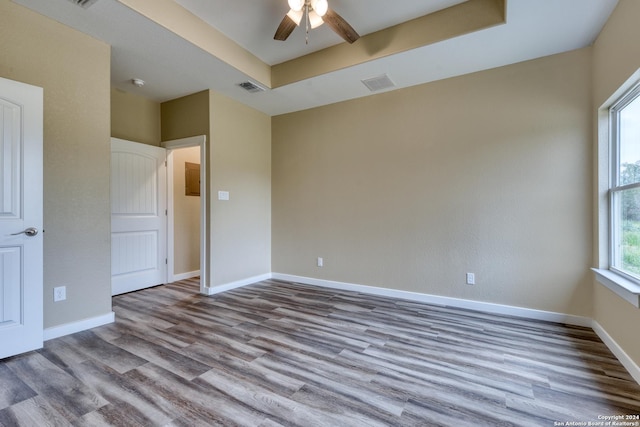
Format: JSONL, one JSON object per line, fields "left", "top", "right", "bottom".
{"left": 237, "top": 81, "right": 266, "bottom": 94}
{"left": 67, "top": 0, "right": 99, "bottom": 8}
{"left": 361, "top": 74, "right": 396, "bottom": 92}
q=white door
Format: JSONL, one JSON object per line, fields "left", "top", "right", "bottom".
{"left": 0, "top": 77, "right": 43, "bottom": 359}
{"left": 111, "top": 138, "right": 167, "bottom": 295}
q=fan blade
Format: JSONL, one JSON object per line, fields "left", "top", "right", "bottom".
{"left": 274, "top": 14, "right": 297, "bottom": 41}
{"left": 323, "top": 8, "right": 360, "bottom": 44}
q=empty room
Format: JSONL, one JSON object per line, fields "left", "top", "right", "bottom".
{"left": 1, "top": 0, "right": 640, "bottom": 425}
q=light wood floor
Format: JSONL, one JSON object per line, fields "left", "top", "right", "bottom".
{"left": 1, "top": 278, "right": 639, "bottom": 426}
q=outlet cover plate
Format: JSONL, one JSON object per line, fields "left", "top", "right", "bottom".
{"left": 54, "top": 286, "right": 66, "bottom": 302}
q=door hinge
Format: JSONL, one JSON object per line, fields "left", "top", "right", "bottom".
{"left": 165, "top": 258, "right": 168, "bottom": 265}
{"left": 165, "top": 160, "right": 167, "bottom": 167}
{"left": 165, "top": 209, "right": 168, "bottom": 216}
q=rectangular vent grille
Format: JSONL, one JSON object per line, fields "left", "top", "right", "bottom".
{"left": 361, "top": 74, "right": 396, "bottom": 92}
{"left": 238, "top": 81, "right": 266, "bottom": 93}
{"left": 67, "top": 0, "right": 99, "bottom": 8}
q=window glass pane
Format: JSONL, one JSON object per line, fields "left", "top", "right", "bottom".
{"left": 612, "top": 187, "right": 640, "bottom": 278}
{"left": 618, "top": 94, "right": 640, "bottom": 185}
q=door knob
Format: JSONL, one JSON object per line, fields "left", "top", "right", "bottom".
{"left": 11, "top": 227, "right": 38, "bottom": 237}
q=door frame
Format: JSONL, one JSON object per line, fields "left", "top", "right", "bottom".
{"left": 162, "top": 135, "right": 207, "bottom": 295}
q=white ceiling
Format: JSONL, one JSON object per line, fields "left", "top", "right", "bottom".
{"left": 14, "top": 0, "right": 618, "bottom": 116}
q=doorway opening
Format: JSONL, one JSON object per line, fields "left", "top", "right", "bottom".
{"left": 163, "top": 135, "right": 207, "bottom": 295}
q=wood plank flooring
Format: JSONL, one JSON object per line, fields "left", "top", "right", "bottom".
{"left": 1, "top": 278, "right": 639, "bottom": 426}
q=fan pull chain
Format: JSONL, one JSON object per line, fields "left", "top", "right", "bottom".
{"left": 305, "top": 4, "right": 310, "bottom": 44}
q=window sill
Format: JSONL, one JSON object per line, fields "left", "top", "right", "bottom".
{"left": 592, "top": 268, "right": 640, "bottom": 308}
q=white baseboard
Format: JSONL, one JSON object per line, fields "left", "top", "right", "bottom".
{"left": 172, "top": 270, "right": 200, "bottom": 282}
{"left": 271, "top": 273, "right": 593, "bottom": 327}
{"left": 204, "top": 273, "right": 272, "bottom": 296}
{"left": 592, "top": 321, "right": 640, "bottom": 384}
{"left": 44, "top": 311, "right": 115, "bottom": 341}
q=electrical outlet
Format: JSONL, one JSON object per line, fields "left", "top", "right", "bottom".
{"left": 53, "top": 286, "right": 66, "bottom": 302}
{"left": 317, "top": 257, "right": 324, "bottom": 267}
{"left": 466, "top": 273, "right": 475, "bottom": 285}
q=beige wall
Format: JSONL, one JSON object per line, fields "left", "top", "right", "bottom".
{"left": 161, "top": 90, "right": 210, "bottom": 142}
{"left": 161, "top": 90, "right": 211, "bottom": 283}
{"left": 111, "top": 88, "right": 161, "bottom": 146}
{"left": 172, "top": 146, "right": 201, "bottom": 275}
{"left": 162, "top": 90, "right": 271, "bottom": 288}
{"left": 209, "top": 92, "right": 271, "bottom": 286}
{"left": 592, "top": 0, "right": 640, "bottom": 366}
{"left": 0, "top": 0, "right": 112, "bottom": 328}
{"left": 273, "top": 48, "right": 593, "bottom": 316}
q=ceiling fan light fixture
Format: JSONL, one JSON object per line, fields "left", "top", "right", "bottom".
{"left": 275, "top": 0, "right": 359, "bottom": 44}
{"left": 308, "top": 10, "right": 324, "bottom": 29}
{"left": 288, "top": 0, "right": 304, "bottom": 12}
{"left": 310, "top": 0, "right": 328, "bottom": 17}
{"left": 286, "top": 9, "right": 303, "bottom": 26}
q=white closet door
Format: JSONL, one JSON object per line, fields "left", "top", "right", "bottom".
{"left": 111, "top": 138, "right": 167, "bottom": 295}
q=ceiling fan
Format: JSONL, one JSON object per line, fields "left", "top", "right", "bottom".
{"left": 274, "top": 0, "right": 360, "bottom": 44}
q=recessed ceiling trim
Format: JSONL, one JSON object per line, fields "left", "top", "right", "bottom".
{"left": 18, "top": 0, "right": 617, "bottom": 116}
{"left": 118, "top": 0, "right": 504, "bottom": 93}
{"left": 117, "top": 0, "right": 271, "bottom": 88}
{"left": 271, "top": 0, "right": 506, "bottom": 88}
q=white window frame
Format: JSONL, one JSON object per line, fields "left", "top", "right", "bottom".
{"left": 608, "top": 82, "right": 640, "bottom": 283}
{"left": 593, "top": 73, "right": 640, "bottom": 308}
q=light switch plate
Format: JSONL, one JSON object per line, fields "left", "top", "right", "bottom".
{"left": 466, "top": 273, "right": 475, "bottom": 285}
{"left": 218, "top": 191, "right": 230, "bottom": 201}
